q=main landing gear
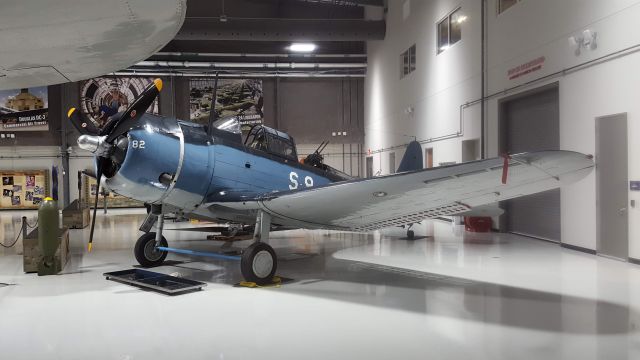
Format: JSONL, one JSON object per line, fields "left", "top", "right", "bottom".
{"left": 240, "top": 211, "right": 277, "bottom": 284}
{"left": 133, "top": 206, "right": 278, "bottom": 286}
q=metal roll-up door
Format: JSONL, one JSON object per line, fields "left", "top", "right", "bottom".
{"left": 499, "top": 85, "right": 560, "bottom": 242}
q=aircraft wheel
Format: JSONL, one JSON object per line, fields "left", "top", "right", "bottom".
{"left": 241, "top": 242, "right": 277, "bottom": 285}
{"left": 134, "top": 232, "right": 168, "bottom": 267}
{"left": 407, "top": 230, "right": 415, "bottom": 240}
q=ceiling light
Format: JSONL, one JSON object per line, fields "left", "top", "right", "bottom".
{"left": 456, "top": 15, "right": 468, "bottom": 24}
{"left": 289, "top": 43, "right": 317, "bottom": 52}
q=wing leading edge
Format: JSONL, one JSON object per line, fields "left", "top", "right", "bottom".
{"left": 246, "top": 150, "right": 594, "bottom": 230}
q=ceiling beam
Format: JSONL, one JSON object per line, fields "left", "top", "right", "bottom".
{"left": 175, "top": 18, "right": 385, "bottom": 41}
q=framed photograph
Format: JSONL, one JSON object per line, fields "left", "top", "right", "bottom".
{"left": 2, "top": 176, "right": 13, "bottom": 186}
{"left": 26, "top": 175, "right": 35, "bottom": 188}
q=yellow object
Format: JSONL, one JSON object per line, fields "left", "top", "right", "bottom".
{"left": 154, "top": 78, "right": 163, "bottom": 92}
{"left": 238, "top": 276, "right": 282, "bottom": 288}
{"left": 87, "top": 242, "right": 93, "bottom": 252}
{"left": 67, "top": 107, "right": 76, "bottom": 118}
{"left": 44, "top": 197, "right": 53, "bottom": 201}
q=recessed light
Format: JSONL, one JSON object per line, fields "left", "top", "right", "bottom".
{"left": 289, "top": 43, "right": 317, "bottom": 52}
{"left": 373, "top": 191, "right": 387, "bottom": 198}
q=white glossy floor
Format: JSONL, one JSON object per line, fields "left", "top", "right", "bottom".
{"left": 1, "top": 209, "right": 640, "bottom": 360}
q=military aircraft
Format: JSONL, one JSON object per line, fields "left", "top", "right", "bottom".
{"left": 67, "top": 78, "right": 595, "bottom": 285}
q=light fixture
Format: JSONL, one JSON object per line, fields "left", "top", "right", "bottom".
{"left": 373, "top": 191, "right": 387, "bottom": 198}
{"left": 288, "top": 43, "right": 317, "bottom": 52}
{"left": 568, "top": 29, "right": 597, "bottom": 56}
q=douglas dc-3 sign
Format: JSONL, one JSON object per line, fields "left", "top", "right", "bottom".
{"left": 67, "top": 78, "right": 594, "bottom": 285}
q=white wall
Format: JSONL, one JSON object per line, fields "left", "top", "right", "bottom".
{"left": 485, "top": 0, "right": 640, "bottom": 256}
{"left": 365, "top": 0, "right": 483, "bottom": 176}
{"left": 366, "top": 0, "right": 640, "bottom": 257}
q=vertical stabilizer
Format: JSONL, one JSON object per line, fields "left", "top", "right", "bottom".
{"left": 397, "top": 141, "right": 423, "bottom": 173}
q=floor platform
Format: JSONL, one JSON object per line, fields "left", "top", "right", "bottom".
{"left": 1, "top": 209, "right": 640, "bottom": 360}
{"left": 104, "top": 268, "right": 206, "bottom": 295}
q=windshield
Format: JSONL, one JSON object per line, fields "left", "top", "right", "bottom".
{"left": 212, "top": 117, "right": 241, "bottom": 134}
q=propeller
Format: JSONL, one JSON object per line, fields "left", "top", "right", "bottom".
{"left": 68, "top": 78, "right": 163, "bottom": 252}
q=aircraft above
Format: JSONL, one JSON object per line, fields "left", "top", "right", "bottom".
{"left": 0, "top": 0, "right": 186, "bottom": 90}
{"left": 67, "top": 78, "right": 595, "bottom": 285}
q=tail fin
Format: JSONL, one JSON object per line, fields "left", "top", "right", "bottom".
{"left": 397, "top": 141, "right": 423, "bottom": 173}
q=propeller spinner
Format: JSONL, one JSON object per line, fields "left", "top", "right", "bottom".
{"left": 68, "top": 78, "right": 163, "bottom": 252}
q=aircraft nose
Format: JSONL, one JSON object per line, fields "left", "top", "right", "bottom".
{"left": 77, "top": 134, "right": 101, "bottom": 153}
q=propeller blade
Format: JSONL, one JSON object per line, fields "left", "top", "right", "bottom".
{"left": 105, "top": 79, "right": 162, "bottom": 143}
{"left": 99, "top": 112, "right": 124, "bottom": 137}
{"left": 67, "top": 107, "right": 100, "bottom": 135}
{"left": 87, "top": 158, "right": 103, "bottom": 252}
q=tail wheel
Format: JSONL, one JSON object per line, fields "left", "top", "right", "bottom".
{"left": 407, "top": 230, "right": 415, "bottom": 240}
{"left": 241, "top": 242, "right": 277, "bottom": 285}
{"left": 134, "top": 232, "right": 168, "bottom": 267}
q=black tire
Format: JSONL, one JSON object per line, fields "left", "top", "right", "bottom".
{"left": 134, "top": 232, "right": 168, "bottom": 267}
{"left": 407, "top": 230, "right": 415, "bottom": 240}
{"left": 241, "top": 242, "right": 277, "bottom": 285}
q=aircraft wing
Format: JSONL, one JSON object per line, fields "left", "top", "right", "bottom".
{"left": 0, "top": 0, "right": 186, "bottom": 90}
{"left": 247, "top": 151, "right": 593, "bottom": 231}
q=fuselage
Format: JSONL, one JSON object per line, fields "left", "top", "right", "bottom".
{"left": 102, "top": 114, "right": 340, "bottom": 222}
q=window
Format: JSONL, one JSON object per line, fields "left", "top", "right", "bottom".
{"left": 498, "top": 0, "right": 520, "bottom": 14}
{"left": 400, "top": 44, "right": 417, "bottom": 78}
{"left": 244, "top": 125, "right": 298, "bottom": 161}
{"left": 437, "top": 8, "right": 466, "bottom": 54}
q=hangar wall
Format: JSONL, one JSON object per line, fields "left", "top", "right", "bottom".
{"left": 366, "top": 0, "right": 640, "bottom": 258}
{"left": 364, "top": 0, "right": 483, "bottom": 175}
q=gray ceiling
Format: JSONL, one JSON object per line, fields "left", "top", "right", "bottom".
{"left": 123, "top": 0, "right": 385, "bottom": 77}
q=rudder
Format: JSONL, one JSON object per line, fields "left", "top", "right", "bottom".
{"left": 397, "top": 141, "right": 423, "bottom": 173}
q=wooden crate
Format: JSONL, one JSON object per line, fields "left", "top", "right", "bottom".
{"left": 62, "top": 200, "right": 90, "bottom": 229}
{"left": 23, "top": 227, "right": 69, "bottom": 274}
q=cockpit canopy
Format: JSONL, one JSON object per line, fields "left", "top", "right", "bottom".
{"left": 212, "top": 117, "right": 241, "bottom": 134}
{"left": 212, "top": 117, "right": 298, "bottom": 162}
{"left": 244, "top": 124, "right": 298, "bottom": 161}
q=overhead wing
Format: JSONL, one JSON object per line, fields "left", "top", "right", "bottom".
{"left": 0, "top": 0, "right": 186, "bottom": 90}
{"left": 232, "top": 151, "right": 593, "bottom": 230}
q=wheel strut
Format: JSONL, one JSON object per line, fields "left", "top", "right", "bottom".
{"left": 241, "top": 210, "right": 277, "bottom": 285}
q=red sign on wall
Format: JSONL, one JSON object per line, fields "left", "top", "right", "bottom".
{"left": 508, "top": 56, "right": 545, "bottom": 80}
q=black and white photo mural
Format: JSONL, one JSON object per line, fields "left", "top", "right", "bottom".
{"left": 80, "top": 77, "right": 160, "bottom": 128}
{"left": 190, "top": 79, "right": 263, "bottom": 131}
